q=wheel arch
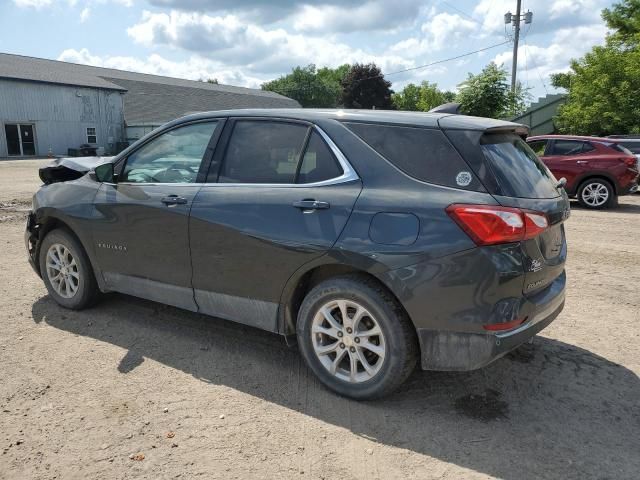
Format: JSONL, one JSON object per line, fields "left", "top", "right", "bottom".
{"left": 277, "top": 259, "right": 413, "bottom": 337}
{"left": 573, "top": 172, "right": 619, "bottom": 195}
{"left": 33, "top": 213, "right": 106, "bottom": 291}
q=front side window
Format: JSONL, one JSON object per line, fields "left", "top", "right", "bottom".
{"left": 87, "top": 127, "right": 97, "bottom": 144}
{"left": 297, "top": 131, "right": 343, "bottom": 184}
{"left": 219, "top": 121, "right": 308, "bottom": 184}
{"left": 527, "top": 140, "right": 547, "bottom": 156}
{"left": 121, "top": 121, "right": 218, "bottom": 183}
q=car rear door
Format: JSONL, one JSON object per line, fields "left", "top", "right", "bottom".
{"left": 478, "top": 133, "right": 569, "bottom": 296}
{"left": 189, "top": 118, "right": 362, "bottom": 332}
{"left": 90, "top": 120, "right": 222, "bottom": 311}
{"left": 544, "top": 140, "right": 595, "bottom": 192}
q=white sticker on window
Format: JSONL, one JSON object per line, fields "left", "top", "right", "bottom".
{"left": 456, "top": 171, "right": 472, "bottom": 186}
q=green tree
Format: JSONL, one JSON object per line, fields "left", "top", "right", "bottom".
{"left": 602, "top": 0, "right": 640, "bottom": 46}
{"left": 455, "top": 62, "right": 529, "bottom": 118}
{"left": 552, "top": 0, "right": 640, "bottom": 135}
{"left": 392, "top": 81, "right": 455, "bottom": 111}
{"left": 261, "top": 64, "right": 348, "bottom": 108}
{"left": 551, "top": 46, "right": 640, "bottom": 135}
{"left": 341, "top": 63, "right": 394, "bottom": 109}
{"left": 392, "top": 83, "right": 421, "bottom": 110}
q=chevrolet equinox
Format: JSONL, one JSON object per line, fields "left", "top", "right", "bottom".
{"left": 26, "top": 109, "right": 569, "bottom": 399}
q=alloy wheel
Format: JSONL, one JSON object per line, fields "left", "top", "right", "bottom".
{"left": 46, "top": 243, "right": 80, "bottom": 298}
{"left": 581, "top": 182, "right": 609, "bottom": 207}
{"left": 311, "top": 299, "right": 386, "bottom": 383}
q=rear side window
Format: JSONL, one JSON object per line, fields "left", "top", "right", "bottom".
{"left": 581, "top": 142, "right": 595, "bottom": 153}
{"left": 343, "top": 122, "right": 481, "bottom": 190}
{"left": 551, "top": 140, "right": 587, "bottom": 155}
{"left": 481, "top": 133, "right": 559, "bottom": 199}
{"left": 219, "top": 121, "right": 308, "bottom": 184}
{"left": 297, "top": 131, "right": 343, "bottom": 184}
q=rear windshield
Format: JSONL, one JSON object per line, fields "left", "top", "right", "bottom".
{"left": 343, "top": 122, "right": 483, "bottom": 191}
{"left": 480, "top": 133, "right": 560, "bottom": 199}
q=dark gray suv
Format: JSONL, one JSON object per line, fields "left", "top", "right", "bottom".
{"left": 26, "top": 109, "right": 569, "bottom": 399}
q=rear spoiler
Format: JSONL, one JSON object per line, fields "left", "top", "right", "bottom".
{"left": 437, "top": 113, "right": 529, "bottom": 138}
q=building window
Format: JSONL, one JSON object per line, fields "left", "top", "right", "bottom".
{"left": 86, "top": 127, "right": 97, "bottom": 144}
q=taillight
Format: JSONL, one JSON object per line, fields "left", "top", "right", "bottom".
{"left": 621, "top": 156, "right": 638, "bottom": 168}
{"left": 446, "top": 204, "right": 549, "bottom": 246}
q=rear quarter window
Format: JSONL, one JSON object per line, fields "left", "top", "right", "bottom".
{"left": 343, "top": 122, "right": 482, "bottom": 190}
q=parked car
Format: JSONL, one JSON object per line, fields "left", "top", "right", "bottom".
{"left": 607, "top": 135, "right": 640, "bottom": 164}
{"left": 26, "top": 110, "right": 569, "bottom": 399}
{"left": 526, "top": 135, "right": 639, "bottom": 209}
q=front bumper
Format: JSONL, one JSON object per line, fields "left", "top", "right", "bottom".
{"left": 417, "top": 275, "right": 565, "bottom": 371}
{"left": 25, "top": 211, "right": 41, "bottom": 277}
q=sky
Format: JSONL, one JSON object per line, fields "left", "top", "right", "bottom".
{"left": 0, "top": 0, "right": 617, "bottom": 101}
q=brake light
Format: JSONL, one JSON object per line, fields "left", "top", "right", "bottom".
{"left": 446, "top": 204, "right": 549, "bottom": 246}
{"left": 621, "top": 156, "right": 638, "bottom": 168}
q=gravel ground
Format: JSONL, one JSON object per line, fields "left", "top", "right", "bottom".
{"left": 0, "top": 159, "right": 638, "bottom": 480}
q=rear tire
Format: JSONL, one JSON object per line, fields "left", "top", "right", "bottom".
{"left": 296, "top": 275, "right": 418, "bottom": 400}
{"left": 577, "top": 179, "right": 616, "bottom": 209}
{"left": 39, "top": 229, "right": 99, "bottom": 310}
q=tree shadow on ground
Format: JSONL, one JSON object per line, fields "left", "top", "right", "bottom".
{"left": 32, "top": 294, "right": 640, "bottom": 480}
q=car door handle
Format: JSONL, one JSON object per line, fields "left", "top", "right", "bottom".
{"left": 161, "top": 195, "right": 188, "bottom": 205}
{"left": 576, "top": 160, "right": 588, "bottom": 164}
{"left": 292, "top": 200, "right": 330, "bottom": 211}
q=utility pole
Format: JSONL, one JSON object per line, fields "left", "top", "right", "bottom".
{"left": 504, "top": 1, "right": 532, "bottom": 92}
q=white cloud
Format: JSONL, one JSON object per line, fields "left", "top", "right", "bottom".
{"left": 13, "top": 0, "right": 52, "bottom": 7}
{"left": 126, "top": 10, "right": 417, "bottom": 76}
{"left": 473, "top": 0, "right": 608, "bottom": 36}
{"left": 13, "top": 0, "right": 132, "bottom": 9}
{"left": 80, "top": 7, "right": 90, "bottom": 22}
{"left": 492, "top": 24, "right": 609, "bottom": 93}
{"left": 389, "top": 12, "right": 477, "bottom": 56}
{"left": 291, "top": 0, "right": 421, "bottom": 33}
{"left": 58, "top": 48, "right": 282, "bottom": 88}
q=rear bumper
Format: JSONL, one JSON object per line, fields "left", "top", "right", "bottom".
{"left": 416, "top": 274, "right": 565, "bottom": 371}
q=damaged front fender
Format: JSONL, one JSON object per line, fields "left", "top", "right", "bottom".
{"left": 39, "top": 156, "right": 114, "bottom": 184}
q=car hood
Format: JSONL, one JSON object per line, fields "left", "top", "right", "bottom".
{"left": 39, "top": 156, "right": 114, "bottom": 184}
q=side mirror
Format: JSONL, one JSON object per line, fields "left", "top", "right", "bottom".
{"left": 91, "top": 163, "right": 115, "bottom": 183}
{"left": 556, "top": 177, "right": 567, "bottom": 189}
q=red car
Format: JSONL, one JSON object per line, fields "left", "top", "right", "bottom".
{"left": 526, "top": 135, "right": 639, "bottom": 209}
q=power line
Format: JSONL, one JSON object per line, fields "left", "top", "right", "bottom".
{"left": 440, "top": 1, "right": 483, "bottom": 25}
{"left": 380, "top": 40, "right": 511, "bottom": 78}
{"left": 522, "top": 22, "right": 549, "bottom": 95}
{"left": 263, "top": 41, "right": 512, "bottom": 95}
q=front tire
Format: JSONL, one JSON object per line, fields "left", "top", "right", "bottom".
{"left": 39, "top": 228, "right": 99, "bottom": 310}
{"left": 296, "top": 275, "right": 418, "bottom": 399}
{"left": 577, "top": 179, "right": 616, "bottom": 209}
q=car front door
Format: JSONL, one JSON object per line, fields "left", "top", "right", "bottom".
{"left": 543, "top": 139, "right": 588, "bottom": 191}
{"left": 91, "top": 120, "right": 222, "bottom": 311}
{"left": 189, "top": 118, "right": 362, "bottom": 332}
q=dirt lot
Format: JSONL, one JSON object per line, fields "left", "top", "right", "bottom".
{"left": 0, "top": 159, "right": 638, "bottom": 480}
